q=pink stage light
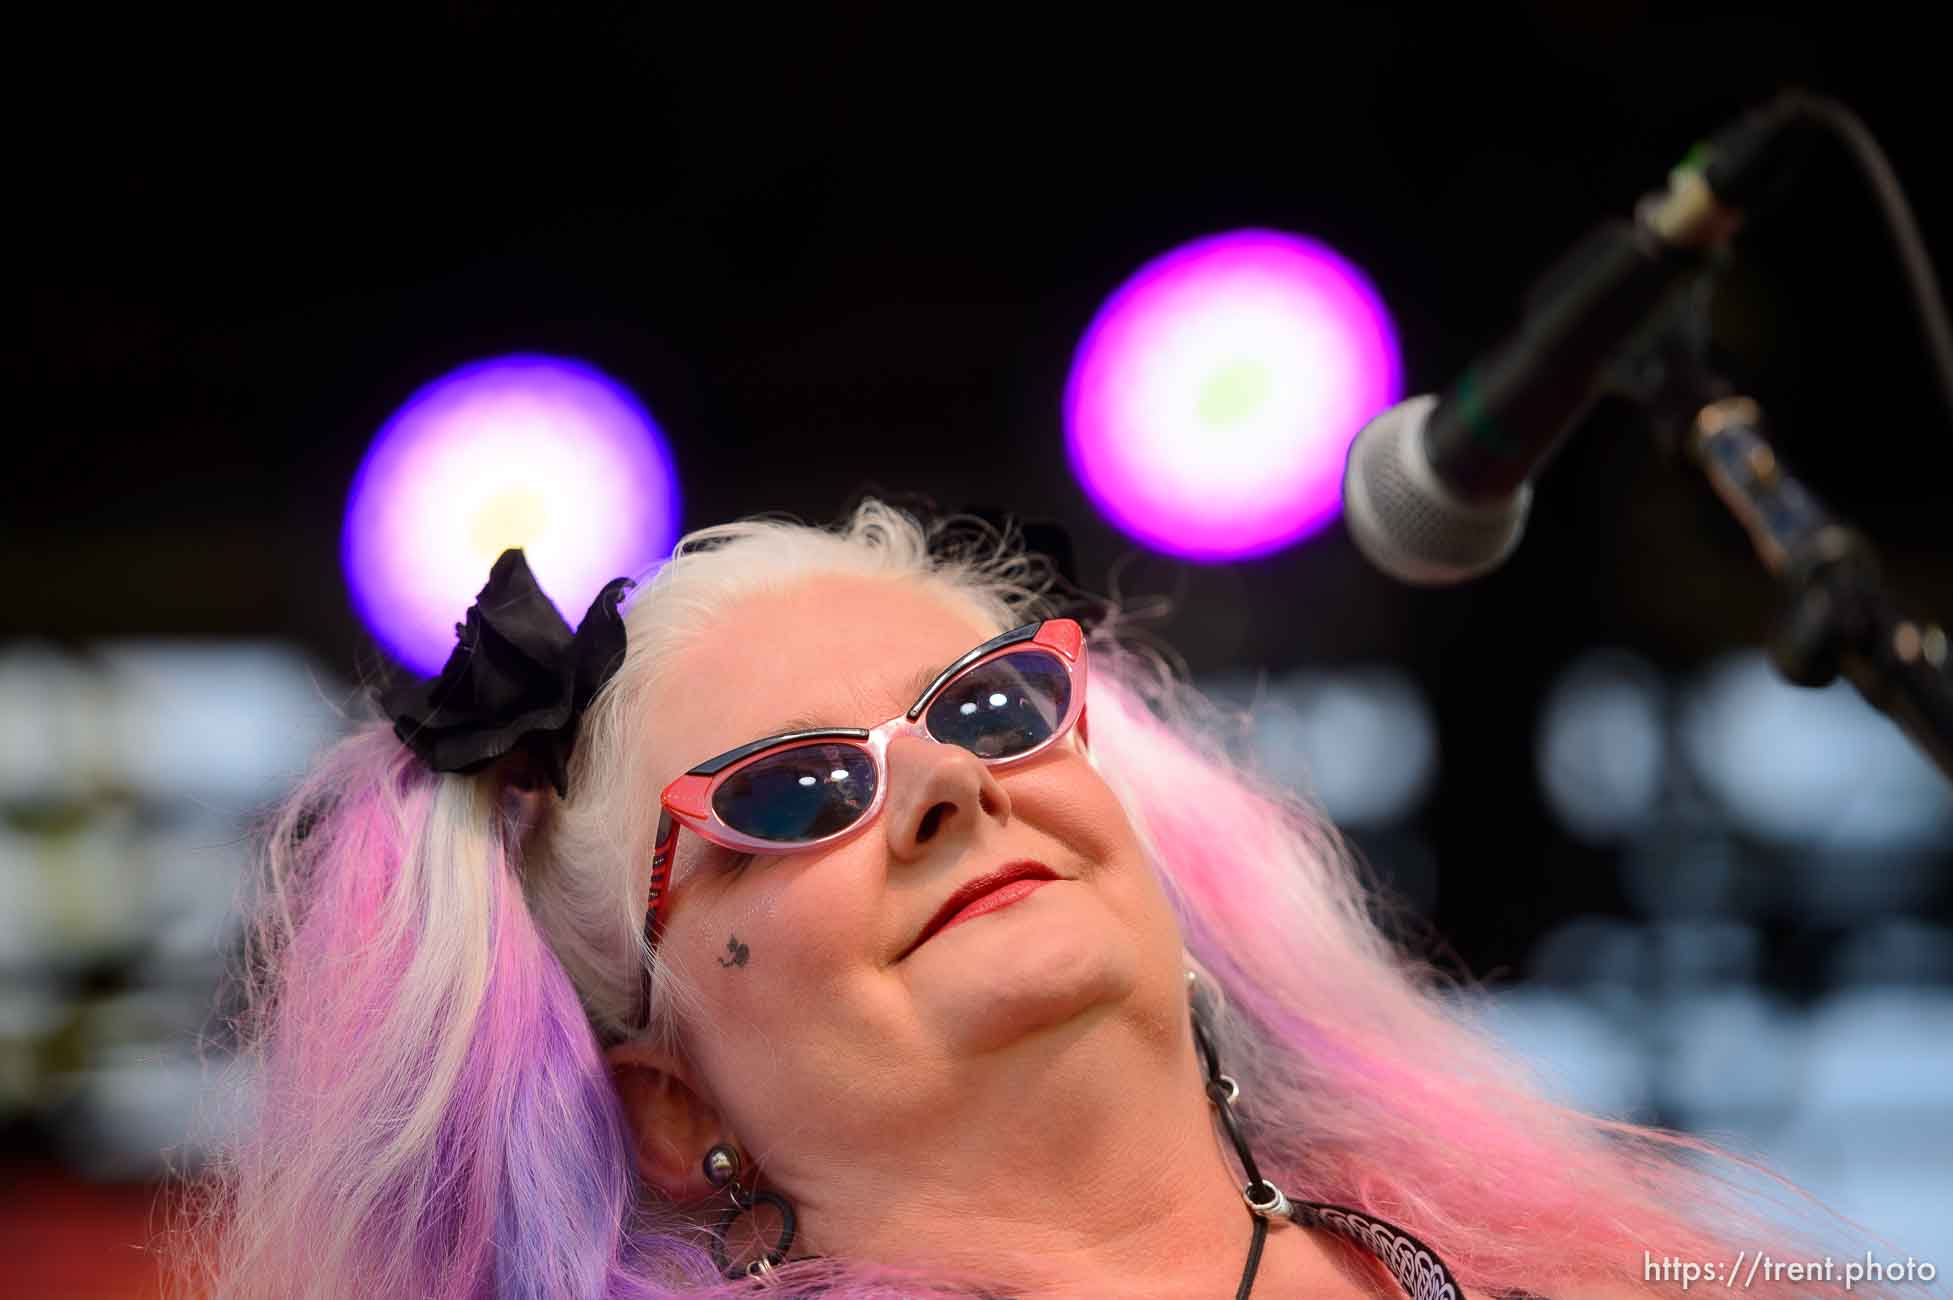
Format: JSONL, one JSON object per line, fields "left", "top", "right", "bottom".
{"left": 342, "top": 355, "right": 680, "bottom": 676}
{"left": 1064, "top": 229, "right": 1402, "bottom": 561}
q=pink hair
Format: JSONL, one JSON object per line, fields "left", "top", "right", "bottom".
{"left": 1085, "top": 645, "right": 1908, "bottom": 1297}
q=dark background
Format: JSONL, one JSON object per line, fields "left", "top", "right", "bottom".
{"left": 6, "top": 7, "right": 1951, "bottom": 1286}
{"left": 16, "top": 3, "right": 1950, "bottom": 977}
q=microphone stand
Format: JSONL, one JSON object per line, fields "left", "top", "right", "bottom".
{"left": 1618, "top": 281, "right": 1953, "bottom": 786}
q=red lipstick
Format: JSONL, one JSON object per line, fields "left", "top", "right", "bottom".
{"left": 902, "top": 861, "right": 1059, "bottom": 958}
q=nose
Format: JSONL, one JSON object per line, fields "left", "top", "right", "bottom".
{"left": 882, "top": 734, "right": 1012, "bottom": 861}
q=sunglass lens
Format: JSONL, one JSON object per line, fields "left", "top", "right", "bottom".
{"left": 924, "top": 649, "right": 1072, "bottom": 760}
{"left": 712, "top": 743, "right": 878, "bottom": 844}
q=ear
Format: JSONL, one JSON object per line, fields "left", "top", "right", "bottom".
{"left": 604, "top": 1037, "right": 733, "bottom": 1203}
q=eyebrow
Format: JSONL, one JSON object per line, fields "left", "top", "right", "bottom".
{"left": 753, "top": 661, "right": 948, "bottom": 740}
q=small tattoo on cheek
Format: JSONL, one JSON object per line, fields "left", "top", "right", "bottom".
{"left": 717, "top": 935, "right": 750, "bottom": 968}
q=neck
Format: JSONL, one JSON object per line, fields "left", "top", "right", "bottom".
{"left": 763, "top": 1004, "right": 1375, "bottom": 1300}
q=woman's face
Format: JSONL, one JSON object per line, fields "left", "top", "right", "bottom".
{"left": 631, "top": 573, "right": 1189, "bottom": 1192}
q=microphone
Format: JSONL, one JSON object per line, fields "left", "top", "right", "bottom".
{"left": 1343, "top": 100, "right": 1810, "bottom": 585}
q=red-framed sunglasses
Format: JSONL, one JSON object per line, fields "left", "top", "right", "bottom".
{"left": 634, "top": 618, "right": 1087, "bottom": 1026}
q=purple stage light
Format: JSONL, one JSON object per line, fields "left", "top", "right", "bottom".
{"left": 343, "top": 355, "right": 680, "bottom": 676}
{"left": 1064, "top": 229, "right": 1402, "bottom": 561}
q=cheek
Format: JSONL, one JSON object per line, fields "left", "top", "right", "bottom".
{"left": 666, "top": 860, "right": 904, "bottom": 1135}
{"left": 664, "top": 884, "right": 836, "bottom": 1101}
{"left": 668, "top": 856, "right": 871, "bottom": 1011}
{"left": 1017, "top": 758, "right": 1148, "bottom": 868}
{"left": 1016, "top": 760, "right": 1182, "bottom": 944}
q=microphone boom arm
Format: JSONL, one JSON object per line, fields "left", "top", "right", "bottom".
{"left": 1685, "top": 393, "right": 1953, "bottom": 786}
{"left": 1623, "top": 299, "right": 1953, "bottom": 788}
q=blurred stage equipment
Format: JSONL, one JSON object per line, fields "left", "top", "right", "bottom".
{"left": 1342, "top": 90, "right": 1953, "bottom": 784}
{"left": 1064, "top": 229, "right": 1401, "bottom": 561}
{"left": 342, "top": 353, "right": 681, "bottom": 675}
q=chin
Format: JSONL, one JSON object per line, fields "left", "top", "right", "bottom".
{"left": 919, "top": 920, "right": 1139, "bottom": 1056}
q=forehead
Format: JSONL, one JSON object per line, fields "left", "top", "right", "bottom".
{"left": 645, "top": 573, "right": 1004, "bottom": 785}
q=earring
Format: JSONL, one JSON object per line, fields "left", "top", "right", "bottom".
{"left": 703, "top": 1142, "right": 799, "bottom": 1282}
{"left": 703, "top": 1143, "right": 739, "bottom": 1188}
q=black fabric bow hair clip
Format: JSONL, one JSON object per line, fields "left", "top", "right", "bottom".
{"left": 379, "top": 549, "right": 634, "bottom": 799}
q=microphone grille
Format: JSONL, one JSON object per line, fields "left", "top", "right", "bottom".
{"left": 1343, "top": 395, "right": 1531, "bottom": 585}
